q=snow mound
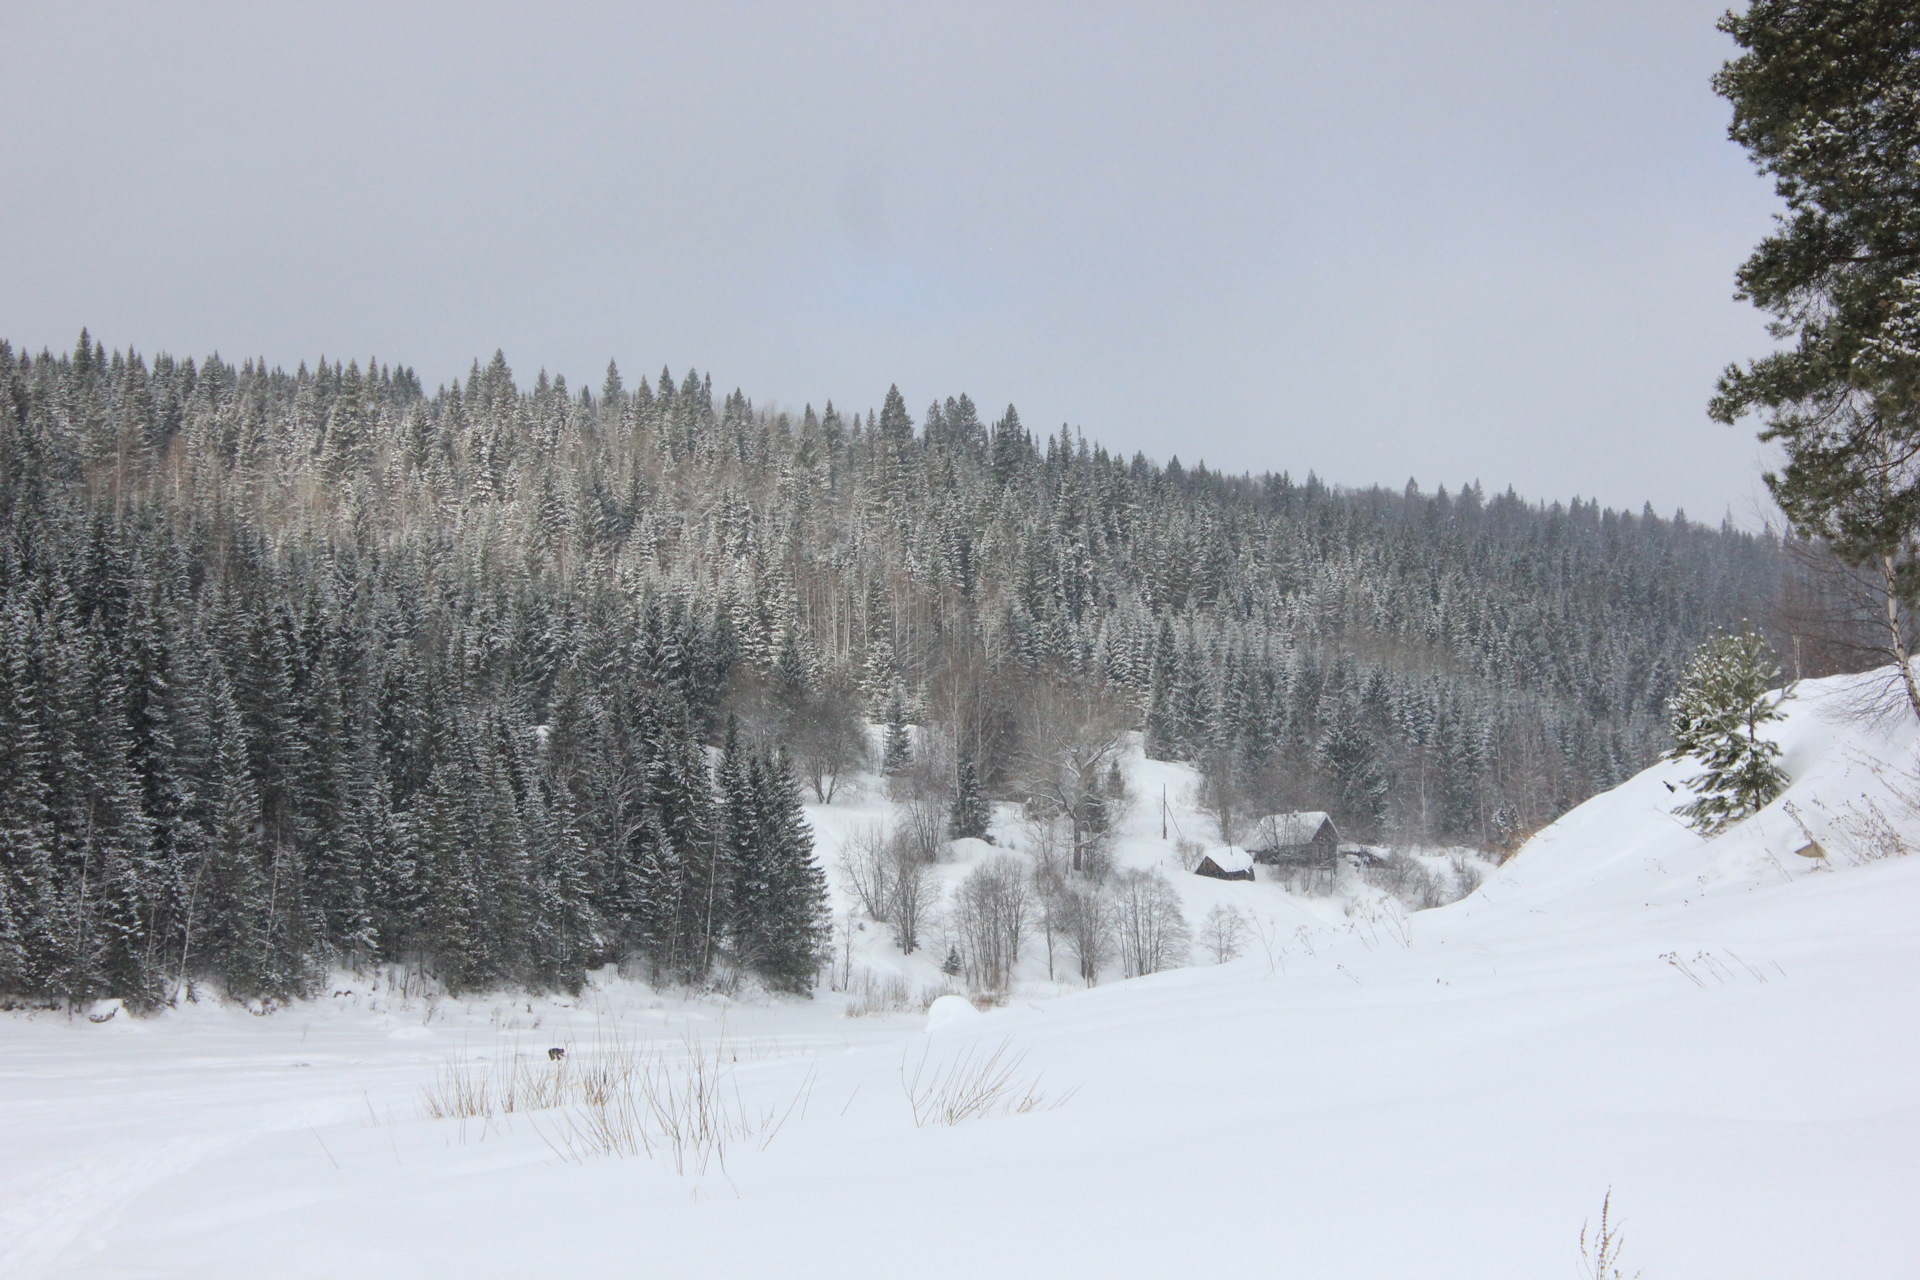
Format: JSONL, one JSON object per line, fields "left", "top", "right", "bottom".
{"left": 924, "top": 994, "right": 981, "bottom": 1032}
{"left": 947, "top": 836, "right": 997, "bottom": 862}
{"left": 1487, "top": 668, "right": 1918, "bottom": 915}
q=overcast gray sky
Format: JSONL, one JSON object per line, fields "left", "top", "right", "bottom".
{"left": 1, "top": 1, "right": 1781, "bottom": 521}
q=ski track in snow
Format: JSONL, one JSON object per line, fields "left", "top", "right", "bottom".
{"left": 0, "top": 1136, "right": 237, "bottom": 1275}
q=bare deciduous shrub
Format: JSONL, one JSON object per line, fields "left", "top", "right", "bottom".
{"left": 1359, "top": 850, "right": 1462, "bottom": 910}
{"left": 790, "top": 677, "right": 868, "bottom": 803}
{"left": 896, "top": 795, "right": 948, "bottom": 863}
{"left": 1777, "top": 537, "right": 1920, "bottom": 718}
{"left": 1174, "top": 836, "right": 1206, "bottom": 871}
{"left": 1199, "top": 904, "right": 1245, "bottom": 963}
{"left": 1267, "top": 858, "right": 1340, "bottom": 897}
{"left": 843, "top": 968, "right": 912, "bottom": 1016}
{"left": 1024, "top": 814, "right": 1076, "bottom": 981}
{"left": 900, "top": 1037, "right": 1076, "bottom": 1126}
{"left": 1111, "top": 869, "right": 1189, "bottom": 978}
{"left": 1058, "top": 882, "right": 1114, "bottom": 986}
{"left": 1374, "top": 851, "right": 1444, "bottom": 907}
{"left": 838, "top": 820, "right": 936, "bottom": 952}
{"left": 1031, "top": 871, "right": 1064, "bottom": 982}
{"left": 897, "top": 719, "right": 961, "bottom": 808}
{"left": 826, "top": 913, "right": 856, "bottom": 991}
{"left": 1448, "top": 852, "right": 1488, "bottom": 897}
{"left": 1023, "top": 812, "right": 1069, "bottom": 878}
{"left": 888, "top": 841, "right": 933, "bottom": 954}
{"left": 842, "top": 967, "right": 950, "bottom": 1017}
{"left": 839, "top": 824, "right": 894, "bottom": 923}
{"left": 951, "top": 857, "right": 1031, "bottom": 992}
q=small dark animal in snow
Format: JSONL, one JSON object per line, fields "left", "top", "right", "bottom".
{"left": 548, "top": 1047, "right": 566, "bottom": 1061}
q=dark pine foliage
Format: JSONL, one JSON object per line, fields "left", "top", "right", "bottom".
{"left": 1711, "top": 1, "right": 1920, "bottom": 586}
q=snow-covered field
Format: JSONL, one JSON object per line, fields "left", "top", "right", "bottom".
{"left": 4, "top": 670, "right": 1917, "bottom": 1278}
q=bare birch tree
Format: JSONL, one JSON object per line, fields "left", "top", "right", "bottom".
{"left": 951, "top": 857, "right": 1030, "bottom": 991}
{"left": 1059, "top": 882, "right": 1114, "bottom": 986}
{"left": 1111, "top": 869, "right": 1189, "bottom": 978}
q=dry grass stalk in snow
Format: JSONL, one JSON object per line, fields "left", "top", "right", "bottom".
{"left": 422, "top": 1032, "right": 813, "bottom": 1175}
{"left": 1578, "top": 1188, "right": 1639, "bottom": 1280}
{"left": 1830, "top": 795, "right": 1914, "bottom": 863}
{"left": 540, "top": 1034, "right": 815, "bottom": 1173}
{"left": 842, "top": 967, "right": 949, "bottom": 1017}
{"left": 419, "top": 1043, "right": 581, "bottom": 1120}
{"left": 420, "top": 1033, "right": 654, "bottom": 1124}
{"left": 1783, "top": 770, "right": 1920, "bottom": 866}
{"left": 899, "top": 1037, "right": 1075, "bottom": 1127}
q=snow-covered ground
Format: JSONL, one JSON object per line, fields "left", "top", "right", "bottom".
{"left": 5, "top": 670, "right": 1917, "bottom": 1278}
{"left": 808, "top": 742, "right": 1480, "bottom": 1008}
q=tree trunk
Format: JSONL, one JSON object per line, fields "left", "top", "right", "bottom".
{"left": 1881, "top": 555, "right": 1920, "bottom": 720}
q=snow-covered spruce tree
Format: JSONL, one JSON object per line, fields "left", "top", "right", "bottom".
{"left": 714, "top": 716, "right": 757, "bottom": 972}
{"left": 0, "top": 598, "right": 54, "bottom": 996}
{"left": 1664, "top": 629, "right": 1791, "bottom": 833}
{"left": 719, "top": 732, "right": 827, "bottom": 990}
{"left": 948, "top": 753, "right": 989, "bottom": 841}
{"left": 1319, "top": 693, "right": 1387, "bottom": 838}
{"left": 882, "top": 691, "right": 912, "bottom": 777}
{"left": 758, "top": 749, "right": 829, "bottom": 990}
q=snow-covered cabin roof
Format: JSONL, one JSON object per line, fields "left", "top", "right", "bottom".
{"left": 1248, "top": 812, "right": 1336, "bottom": 847}
{"left": 1198, "top": 846, "right": 1255, "bottom": 874}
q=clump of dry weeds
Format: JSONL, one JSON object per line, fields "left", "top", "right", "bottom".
{"left": 899, "top": 1036, "right": 1076, "bottom": 1127}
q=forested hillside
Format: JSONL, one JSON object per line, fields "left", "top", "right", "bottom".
{"left": 0, "top": 332, "right": 1783, "bottom": 1006}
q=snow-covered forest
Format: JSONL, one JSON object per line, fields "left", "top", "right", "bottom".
{"left": 0, "top": 332, "right": 1785, "bottom": 1008}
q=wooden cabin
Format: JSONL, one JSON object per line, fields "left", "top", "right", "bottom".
{"left": 1247, "top": 811, "right": 1340, "bottom": 865}
{"left": 1194, "top": 847, "right": 1256, "bottom": 882}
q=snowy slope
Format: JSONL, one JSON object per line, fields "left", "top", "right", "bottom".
{"left": 3, "top": 670, "right": 1917, "bottom": 1278}
{"left": 806, "top": 740, "right": 1405, "bottom": 1006}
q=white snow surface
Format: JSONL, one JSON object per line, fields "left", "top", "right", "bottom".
{"left": 4, "top": 670, "right": 1918, "bottom": 1277}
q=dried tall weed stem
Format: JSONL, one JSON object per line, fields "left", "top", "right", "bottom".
{"left": 899, "top": 1037, "right": 1076, "bottom": 1127}
{"left": 419, "top": 1040, "right": 579, "bottom": 1121}
{"left": 1578, "top": 1188, "right": 1639, "bottom": 1280}
{"left": 422, "top": 1031, "right": 815, "bottom": 1174}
